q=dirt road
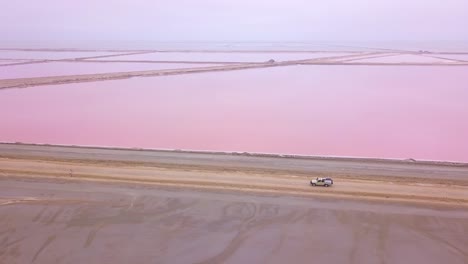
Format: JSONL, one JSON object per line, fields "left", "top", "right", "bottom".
{"left": 1, "top": 177, "right": 468, "bottom": 264}
{"left": 1, "top": 143, "right": 468, "bottom": 205}
{"left": 1, "top": 143, "right": 468, "bottom": 263}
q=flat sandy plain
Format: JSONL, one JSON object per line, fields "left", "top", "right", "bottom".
{"left": 1, "top": 143, "right": 468, "bottom": 264}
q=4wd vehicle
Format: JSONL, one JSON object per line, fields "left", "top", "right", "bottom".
{"left": 310, "top": 177, "right": 333, "bottom": 187}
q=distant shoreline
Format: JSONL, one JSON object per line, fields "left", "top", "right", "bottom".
{"left": 1, "top": 142, "right": 466, "bottom": 167}
{"left": 2, "top": 47, "right": 468, "bottom": 55}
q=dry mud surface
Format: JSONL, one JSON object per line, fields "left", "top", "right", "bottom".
{"left": 1, "top": 143, "right": 468, "bottom": 263}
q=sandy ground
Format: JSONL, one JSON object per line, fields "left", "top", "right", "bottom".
{"left": 1, "top": 177, "right": 468, "bottom": 264}
{"left": 1, "top": 143, "right": 468, "bottom": 205}
{"left": 1, "top": 143, "right": 468, "bottom": 263}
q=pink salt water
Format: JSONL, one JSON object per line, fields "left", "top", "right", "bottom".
{"left": 1, "top": 65, "right": 467, "bottom": 162}
{"left": 0, "top": 62, "right": 220, "bottom": 79}
{"left": 97, "top": 52, "right": 354, "bottom": 62}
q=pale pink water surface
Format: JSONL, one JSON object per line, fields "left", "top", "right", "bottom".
{"left": 428, "top": 54, "right": 468, "bottom": 62}
{"left": 0, "top": 62, "right": 220, "bottom": 79}
{"left": 351, "top": 54, "right": 456, "bottom": 63}
{"left": 1, "top": 66, "right": 467, "bottom": 162}
{"left": 99, "top": 52, "right": 353, "bottom": 62}
{"left": 0, "top": 51, "right": 116, "bottom": 60}
{"left": 0, "top": 60, "right": 30, "bottom": 65}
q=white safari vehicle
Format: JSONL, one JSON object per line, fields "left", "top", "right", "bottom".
{"left": 310, "top": 177, "right": 333, "bottom": 187}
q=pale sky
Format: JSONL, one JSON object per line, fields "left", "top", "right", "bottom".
{"left": 2, "top": 0, "right": 468, "bottom": 46}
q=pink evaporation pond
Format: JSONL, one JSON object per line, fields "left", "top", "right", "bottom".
{"left": 0, "top": 51, "right": 117, "bottom": 60}
{"left": 0, "top": 59, "right": 30, "bottom": 65}
{"left": 350, "top": 54, "right": 456, "bottom": 63}
{"left": 0, "top": 62, "right": 220, "bottom": 79}
{"left": 1, "top": 66, "right": 467, "bottom": 162}
{"left": 430, "top": 54, "right": 468, "bottom": 62}
{"left": 98, "top": 52, "right": 354, "bottom": 62}
{"left": 109, "top": 42, "right": 373, "bottom": 52}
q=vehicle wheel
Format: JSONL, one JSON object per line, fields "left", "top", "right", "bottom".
{"left": 324, "top": 184, "right": 329, "bottom": 187}
{"left": 312, "top": 183, "right": 316, "bottom": 186}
